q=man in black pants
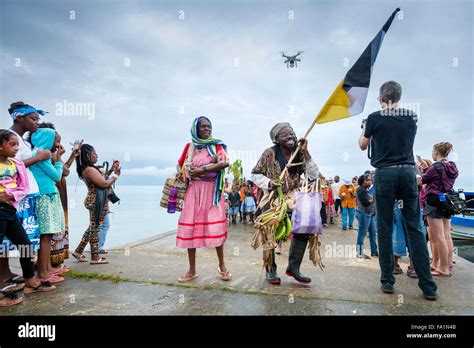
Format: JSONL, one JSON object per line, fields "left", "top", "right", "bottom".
{"left": 359, "top": 81, "right": 437, "bottom": 301}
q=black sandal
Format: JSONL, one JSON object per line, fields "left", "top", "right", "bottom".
{"left": 5, "top": 275, "right": 25, "bottom": 284}
{"left": 1, "top": 283, "right": 25, "bottom": 297}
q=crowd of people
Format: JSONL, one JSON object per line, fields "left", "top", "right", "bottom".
{"left": 1, "top": 80, "right": 460, "bottom": 307}
{"left": 173, "top": 81, "right": 460, "bottom": 302}
{"left": 0, "top": 101, "right": 121, "bottom": 307}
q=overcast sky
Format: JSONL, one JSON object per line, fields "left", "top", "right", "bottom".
{"left": 1, "top": 0, "right": 472, "bottom": 188}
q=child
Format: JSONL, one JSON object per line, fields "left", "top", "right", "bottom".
{"left": 0, "top": 130, "right": 56, "bottom": 306}
{"left": 29, "top": 128, "right": 65, "bottom": 283}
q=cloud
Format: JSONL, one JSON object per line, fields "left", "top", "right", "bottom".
{"left": 1, "top": 0, "right": 472, "bottom": 187}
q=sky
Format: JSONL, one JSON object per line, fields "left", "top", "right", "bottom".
{"left": 1, "top": 0, "right": 473, "bottom": 188}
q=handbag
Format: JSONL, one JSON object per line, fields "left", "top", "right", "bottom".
{"left": 433, "top": 162, "right": 467, "bottom": 216}
{"left": 291, "top": 176, "right": 323, "bottom": 235}
{"left": 160, "top": 172, "right": 187, "bottom": 212}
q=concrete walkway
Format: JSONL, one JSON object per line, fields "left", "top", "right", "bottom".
{"left": 2, "top": 221, "right": 473, "bottom": 315}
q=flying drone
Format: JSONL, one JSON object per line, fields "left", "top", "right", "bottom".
{"left": 281, "top": 51, "right": 303, "bottom": 68}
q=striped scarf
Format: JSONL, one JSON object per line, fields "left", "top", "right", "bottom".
{"left": 191, "top": 116, "right": 227, "bottom": 206}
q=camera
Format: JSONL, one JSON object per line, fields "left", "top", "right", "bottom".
{"left": 360, "top": 118, "right": 367, "bottom": 129}
{"left": 108, "top": 187, "right": 120, "bottom": 204}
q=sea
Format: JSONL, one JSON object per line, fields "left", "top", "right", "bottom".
{"left": 66, "top": 184, "right": 473, "bottom": 262}
{"left": 67, "top": 185, "right": 179, "bottom": 249}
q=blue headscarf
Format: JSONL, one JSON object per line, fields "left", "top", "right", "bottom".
{"left": 191, "top": 116, "right": 227, "bottom": 205}
{"left": 9, "top": 105, "right": 48, "bottom": 120}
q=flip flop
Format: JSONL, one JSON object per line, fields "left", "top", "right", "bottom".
{"left": 4, "top": 275, "right": 25, "bottom": 284}
{"left": 178, "top": 273, "right": 198, "bottom": 283}
{"left": 0, "top": 294, "right": 23, "bottom": 307}
{"left": 50, "top": 265, "right": 70, "bottom": 275}
{"left": 72, "top": 252, "right": 88, "bottom": 262}
{"left": 431, "top": 271, "right": 452, "bottom": 277}
{"left": 24, "top": 281, "right": 56, "bottom": 294}
{"left": 90, "top": 258, "right": 109, "bottom": 265}
{"left": 218, "top": 267, "right": 232, "bottom": 281}
{"left": 39, "top": 275, "right": 65, "bottom": 284}
{"left": 1, "top": 283, "right": 25, "bottom": 296}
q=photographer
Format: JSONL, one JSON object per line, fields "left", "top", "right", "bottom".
{"left": 358, "top": 81, "right": 437, "bottom": 301}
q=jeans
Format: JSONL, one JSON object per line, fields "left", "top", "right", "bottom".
{"left": 341, "top": 207, "right": 355, "bottom": 228}
{"left": 393, "top": 202, "right": 408, "bottom": 257}
{"left": 334, "top": 199, "right": 342, "bottom": 214}
{"left": 374, "top": 166, "right": 437, "bottom": 295}
{"left": 356, "top": 210, "right": 378, "bottom": 255}
{"left": 99, "top": 213, "right": 110, "bottom": 250}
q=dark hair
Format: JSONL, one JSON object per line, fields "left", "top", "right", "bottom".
{"left": 8, "top": 101, "right": 30, "bottom": 114}
{"left": 76, "top": 144, "right": 98, "bottom": 180}
{"left": 0, "top": 129, "right": 16, "bottom": 145}
{"left": 358, "top": 174, "right": 371, "bottom": 186}
{"left": 379, "top": 81, "right": 402, "bottom": 103}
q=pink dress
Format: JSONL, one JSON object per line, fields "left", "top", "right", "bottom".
{"left": 176, "top": 148, "right": 228, "bottom": 249}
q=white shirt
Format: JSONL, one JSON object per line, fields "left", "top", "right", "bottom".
{"left": 10, "top": 129, "right": 39, "bottom": 195}
{"left": 331, "top": 181, "right": 344, "bottom": 200}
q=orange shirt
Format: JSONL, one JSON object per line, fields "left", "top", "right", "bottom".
{"left": 338, "top": 184, "right": 356, "bottom": 208}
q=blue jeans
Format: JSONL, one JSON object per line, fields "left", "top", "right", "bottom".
{"left": 356, "top": 210, "right": 378, "bottom": 255}
{"left": 341, "top": 207, "right": 355, "bottom": 228}
{"left": 374, "top": 166, "right": 437, "bottom": 295}
{"left": 99, "top": 213, "right": 110, "bottom": 250}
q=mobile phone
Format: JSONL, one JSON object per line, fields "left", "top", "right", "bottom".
{"left": 416, "top": 155, "right": 422, "bottom": 163}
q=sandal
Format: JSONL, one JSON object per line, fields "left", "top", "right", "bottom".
{"left": 41, "top": 275, "right": 65, "bottom": 284}
{"left": 50, "top": 265, "right": 70, "bottom": 275}
{"left": 431, "top": 270, "right": 452, "bottom": 277}
{"left": 0, "top": 294, "right": 23, "bottom": 307}
{"left": 4, "top": 274, "right": 25, "bottom": 284}
{"left": 393, "top": 264, "right": 403, "bottom": 275}
{"left": 72, "top": 252, "right": 88, "bottom": 263}
{"left": 218, "top": 267, "right": 232, "bottom": 281}
{"left": 407, "top": 267, "right": 418, "bottom": 279}
{"left": 90, "top": 258, "right": 109, "bottom": 265}
{"left": 178, "top": 272, "right": 198, "bottom": 283}
{"left": 1, "top": 283, "right": 25, "bottom": 296}
{"left": 24, "top": 281, "right": 56, "bottom": 294}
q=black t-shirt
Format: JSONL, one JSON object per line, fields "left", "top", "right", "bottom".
{"left": 364, "top": 108, "right": 417, "bottom": 168}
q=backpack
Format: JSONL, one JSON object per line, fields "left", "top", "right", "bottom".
{"left": 432, "top": 162, "right": 467, "bottom": 216}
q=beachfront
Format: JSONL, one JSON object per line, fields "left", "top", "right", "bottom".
{"left": 2, "top": 222, "right": 473, "bottom": 316}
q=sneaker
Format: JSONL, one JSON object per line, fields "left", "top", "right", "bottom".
{"left": 99, "top": 249, "right": 108, "bottom": 254}
{"left": 423, "top": 293, "right": 437, "bottom": 301}
{"left": 342, "top": 226, "right": 347, "bottom": 230}
{"left": 349, "top": 225, "right": 354, "bottom": 230}
{"left": 275, "top": 246, "right": 282, "bottom": 254}
{"left": 323, "top": 223, "right": 328, "bottom": 228}
{"left": 381, "top": 283, "right": 394, "bottom": 294}
{"left": 371, "top": 252, "right": 379, "bottom": 257}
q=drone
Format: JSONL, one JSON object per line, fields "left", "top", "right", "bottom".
{"left": 281, "top": 51, "right": 303, "bottom": 68}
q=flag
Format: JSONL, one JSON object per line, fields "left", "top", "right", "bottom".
{"left": 315, "top": 8, "right": 401, "bottom": 124}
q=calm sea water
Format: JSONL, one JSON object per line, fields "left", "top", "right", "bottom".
{"left": 67, "top": 185, "right": 179, "bottom": 249}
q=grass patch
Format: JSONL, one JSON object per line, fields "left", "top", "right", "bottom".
{"left": 64, "top": 270, "right": 128, "bottom": 283}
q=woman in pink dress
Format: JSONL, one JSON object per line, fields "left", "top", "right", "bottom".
{"left": 176, "top": 116, "right": 232, "bottom": 282}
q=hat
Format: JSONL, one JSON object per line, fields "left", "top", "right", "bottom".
{"left": 343, "top": 179, "right": 351, "bottom": 185}
{"left": 269, "top": 122, "right": 295, "bottom": 144}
